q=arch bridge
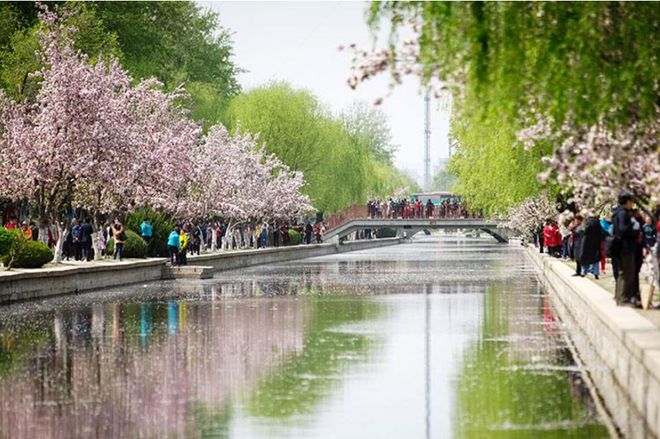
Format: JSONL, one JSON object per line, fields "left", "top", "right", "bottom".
{"left": 325, "top": 218, "right": 509, "bottom": 243}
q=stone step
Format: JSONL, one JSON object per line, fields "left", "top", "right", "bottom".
{"left": 162, "top": 265, "right": 215, "bottom": 280}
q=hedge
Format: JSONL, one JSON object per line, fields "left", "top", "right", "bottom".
{"left": 2, "top": 239, "right": 53, "bottom": 268}
{"left": 0, "top": 227, "right": 18, "bottom": 255}
{"left": 106, "top": 230, "right": 148, "bottom": 258}
{"left": 126, "top": 208, "right": 176, "bottom": 257}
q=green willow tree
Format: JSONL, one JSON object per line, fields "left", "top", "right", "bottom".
{"left": 359, "top": 2, "right": 659, "bottom": 215}
{"left": 226, "top": 82, "right": 418, "bottom": 213}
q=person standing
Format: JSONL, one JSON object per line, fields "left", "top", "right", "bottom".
{"left": 305, "top": 222, "right": 313, "bottom": 245}
{"left": 178, "top": 226, "right": 188, "bottom": 265}
{"left": 560, "top": 220, "right": 571, "bottom": 259}
{"left": 273, "top": 222, "right": 280, "bottom": 247}
{"left": 79, "top": 218, "right": 94, "bottom": 261}
{"left": 569, "top": 215, "right": 584, "bottom": 275}
{"left": 71, "top": 218, "right": 82, "bottom": 261}
{"left": 577, "top": 215, "right": 604, "bottom": 279}
{"left": 543, "top": 220, "right": 561, "bottom": 257}
{"left": 167, "top": 226, "right": 180, "bottom": 265}
{"left": 113, "top": 222, "right": 126, "bottom": 261}
{"left": 612, "top": 192, "right": 637, "bottom": 305}
{"left": 426, "top": 199, "right": 434, "bottom": 219}
{"left": 141, "top": 218, "right": 153, "bottom": 255}
{"left": 20, "top": 221, "right": 32, "bottom": 240}
{"left": 599, "top": 215, "right": 613, "bottom": 275}
{"left": 5, "top": 216, "right": 18, "bottom": 229}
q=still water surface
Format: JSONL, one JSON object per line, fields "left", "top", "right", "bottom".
{"left": 0, "top": 237, "right": 608, "bottom": 438}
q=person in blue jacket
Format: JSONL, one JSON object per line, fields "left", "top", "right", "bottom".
{"left": 167, "top": 226, "right": 181, "bottom": 266}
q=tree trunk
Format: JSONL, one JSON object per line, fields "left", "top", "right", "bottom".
{"left": 210, "top": 224, "right": 217, "bottom": 253}
{"left": 53, "top": 221, "right": 67, "bottom": 263}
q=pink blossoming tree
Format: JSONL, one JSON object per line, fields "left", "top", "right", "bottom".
{"left": 180, "top": 125, "right": 313, "bottom": 250}
{"left": 0, "top": 6, "right": 200, "bottom": 261}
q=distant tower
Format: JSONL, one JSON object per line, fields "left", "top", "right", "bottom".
{"left": 423, "top": 91, "right": 431, "bottom": 191}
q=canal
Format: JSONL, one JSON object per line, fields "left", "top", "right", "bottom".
{"left": 0, "top": 237, "right": 608, "bottom": 438}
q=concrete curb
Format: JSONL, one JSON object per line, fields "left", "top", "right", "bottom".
{"left": 0, "top": 238, "right": 402, "bottom": 305}
{"left": 527, "top": 247, "right": 660, "bottom": 439}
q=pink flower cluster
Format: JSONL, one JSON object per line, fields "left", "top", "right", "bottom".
{"left": 180, "top": 125, "right": 313, "bottom": 227}
{"left": 518, "top": 116, "right": 659, "bottom": 211}
{"left": 504, "top": 192, "right": 559, "bottom": 234}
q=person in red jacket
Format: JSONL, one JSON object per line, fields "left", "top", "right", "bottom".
{"left": 543, "top": 219, "right": 562, "bottom": 257}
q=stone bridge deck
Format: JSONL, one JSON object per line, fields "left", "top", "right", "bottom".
{"left": 324, "top": 218, "right": 508, "bottom": 242}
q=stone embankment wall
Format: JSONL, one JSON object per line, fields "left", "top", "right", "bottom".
{"left": 527, "top": 247, "right": 660, "bottom": 439}
{"left": 0, "top": 238, "right": 402, "bottom": 305}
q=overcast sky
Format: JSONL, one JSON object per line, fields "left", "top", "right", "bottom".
{"left": 200, "top": 1, "right": 452, "bottom": 185}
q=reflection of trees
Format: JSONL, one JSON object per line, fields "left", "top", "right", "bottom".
{"left": 247, "top": 296, "right": 382, "bottom": 418}
{"left": 453, "top": 283, "right": 608, "bottom": 438}
{"left": 0, "top": 298, "right": 307, "bottom": 439}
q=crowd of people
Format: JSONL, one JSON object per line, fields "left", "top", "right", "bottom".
{"left": 367, "top": 198, "right": 480, "bottom": 219}
{"left": 2, "top": 213, "right": 328, "bottom": 266}
{"left": 533, "top": 191, "right": 659, "bottom": 308}
{"left": 164, "top": 221, "right": 326, "bottom": 266}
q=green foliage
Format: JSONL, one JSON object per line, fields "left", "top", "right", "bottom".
{"left": 247, "top": 297, "right": 381, "bottom": 418}
{"left": 448, "top": 103, "right": 554, "bottom": 215}
{"left": 0, "top": 2, "right": 121, "bottom": 101}
{"left": 0, "top": 1, "right": 239, "bottom": 113}
{"left": 226, "top": 83, "right": 418, "bottom": 213}
{"left": 125, "top": 208, "right": 176, "bottom": 257}
{"left": 0, "top": 227, "right": 16, "bottom": 255}
{"left": 287, "top": 229, "right": 301, "bottom": 246}
{"left": 106, "top": 229, "right": 147, "bottom": 259}
{"left": 2, "top": 238, "right": 53, "bottom": 269}
{"left": 369, "top": 2, "right": 659, "bottom": 214}
{"left": 455, "top": 285, "right": 609, "bottom": 438}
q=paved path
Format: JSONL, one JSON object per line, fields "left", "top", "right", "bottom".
{"left": 554, "top": 254, "right": 660, "bottom": 328}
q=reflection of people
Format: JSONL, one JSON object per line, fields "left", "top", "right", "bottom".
{"left": 167, "top": 301, "right": 179, "bottom": 335}
{"left": 140, "top": 303, "right": 152, "bottom": 348}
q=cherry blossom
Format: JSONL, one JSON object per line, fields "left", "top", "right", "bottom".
{"left": 504, "top": 192, "right": 559, "bottom": 235}
{"left": 518, "top": 116, "right": 660, "bottom": 213}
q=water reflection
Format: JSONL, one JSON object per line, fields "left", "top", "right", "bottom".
{"left": 0, "top": 238, "right": 608, "bottom": 438}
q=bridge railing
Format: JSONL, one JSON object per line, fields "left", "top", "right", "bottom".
{"left": 324, "top": 203, "right": 483, "bottom": 232}
{"left": 325, "top": 204, "right": 368, "bottom": 231}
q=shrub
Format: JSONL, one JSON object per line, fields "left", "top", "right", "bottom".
{"left": 106, "top": 230, "right": 148, "bottom": 258}
{"left": 0, "top": 227, "right": 18, "bottom": 255}
{"left": 125, "top": 208, "right": 176, "bottom": 257}
{"left": 2, "top": 239, "right": 53, "bottom": 269}
{"left": 288, "top": 229, "right": 301, "bottom": 245}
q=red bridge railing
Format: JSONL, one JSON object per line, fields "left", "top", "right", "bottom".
{"left": 324, "top": 204, "right": 368, "bottom": 231}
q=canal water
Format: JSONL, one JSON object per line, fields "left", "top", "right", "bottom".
{"left": 0, "top": 237, "right": 608, "bottom": 438}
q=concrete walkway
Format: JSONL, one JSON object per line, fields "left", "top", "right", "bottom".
{"left": 554, "top": 254, "right": 660, "bottom": 328}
